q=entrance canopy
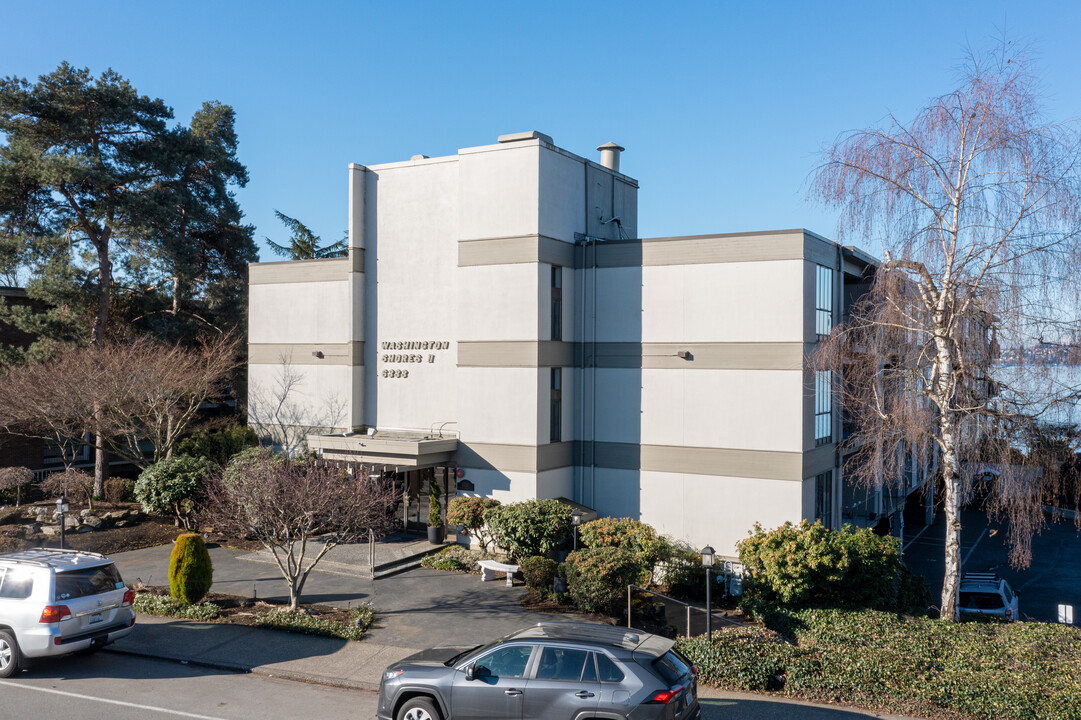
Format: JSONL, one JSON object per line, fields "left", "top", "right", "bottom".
{"left": 307, "top": 430, "right": 457, "bottom": 469}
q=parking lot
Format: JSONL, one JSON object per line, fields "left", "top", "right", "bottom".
{"left": 901, "top": 505, "right": 1081, "bottom": 623}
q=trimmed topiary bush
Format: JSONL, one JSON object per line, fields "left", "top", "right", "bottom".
{"left": 483, "top": 498, "right": 571, "bottom": 561}
{"left": 737, "top": 520, "right": 928, "bottom": 613}
{"left": 564, "top": 547, "right": 640, "bottom": 614}
{"left": 169, "top": 532, "right": 214, "bottom": 605}
{"left": 520, "top": 556, "right": 558, "bottom": 592}
{"left": 446, "top": 496, "right": 501, "bottom": 554}
{"left": 136, "top": 455, "right": 209, "bottom": 528}
{"left": 428, "top": 475, "right": 442, "bottom": 528}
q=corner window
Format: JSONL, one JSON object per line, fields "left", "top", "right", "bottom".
{"left": 550, "top": 368, "right": 562, "bottom": 443}
{"left": 551, "top": 266, "right": 563, "bottom": 341}
{"left": 816, "top": 264, "right": 833, "bottom": 336}
{"left": 815, "top": 370, "right": 832, "bottom": 446}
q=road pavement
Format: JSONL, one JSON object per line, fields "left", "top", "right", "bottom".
{"left": 902, "top": 506, "right": 1081, "bottom": 623}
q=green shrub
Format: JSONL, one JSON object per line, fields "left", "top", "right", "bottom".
{"left": 484, "top": 499, "right": 571, "bottom": 561}
{"left": 428, "top": 475, "right": 442, "bottom": 527}
{"left": 446, "top": 496, "right": 501, "bottom": 553}
{"left": 135, "top": 455, "right": 209, "bottom": 528}
{"left": 105, "top": 476, "right": 136, "bottom": 503}
{"left": 169, "top": 533, "right": 214, "bottom": 605}
{"left": 134, "top": 593, "right": 221, "bottom": 620}
{"left": 737, "top": 520, "right": 926, "bottom": 612}
{"left": 421, "top": 545, "right": 484, "bottom": 573}
{"left": 520, "top": 556, "right": 558, "bottom": 592}
{"left": 176, "top": 423, "right": 259, "bottom": 467}
{"left": 676, "top": 608, "right": 1081, "bottom": 720}
{"left": 579, "top": 517, "right": 669, "bottom": 584}
{"left": 564, "top": 547, "right": 640, "bottom": 614}
{"left": 256, "top": 605, "right": 373, "bottom": 641}
{"left": 656, "top": 540, "right": 708, "bottom": 599}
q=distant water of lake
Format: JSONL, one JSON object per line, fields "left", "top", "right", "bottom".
{"left": 993, "top": 364, "right": 1081, "bottom": 427}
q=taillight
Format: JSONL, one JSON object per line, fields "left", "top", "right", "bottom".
{"left": 123, "top": 589, "right": 136, "bottom": 606}
{"left": 647, "top": 686, "right": 683, "bottom": 704}
{"left": 691, "top": 665, "right": 698, "bottom": 676}
{"left": 39, "top": 605, "right": 71, "bottom": 623}
{"left": 1006, "top": 608, "right": 1014, "bottom": 620}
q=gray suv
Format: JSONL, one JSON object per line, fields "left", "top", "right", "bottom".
{"left": 0, "top": 548, "right": 136, "bottom": 677}
{"left": 378, "top": 622, "right": 700, "bottom": 720}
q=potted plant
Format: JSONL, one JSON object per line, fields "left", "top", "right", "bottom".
{"left": 427, "top": 476, "right": 444, "bottom": 544}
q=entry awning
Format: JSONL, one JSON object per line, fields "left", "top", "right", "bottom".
{"left": 307, "top": 430, "right": 458, "bottom": 469}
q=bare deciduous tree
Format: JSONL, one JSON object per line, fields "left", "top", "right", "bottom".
{"left": 203, "top": 449, "right": 400, "bottom": 610}
{"left": 0, "top": 466, "right": 31, "bottom": 506}
{"left": 0, "top": 335, "right": 238, "bottom": 494}
{"left": 811, "top": 42, "right": 1081, "bottom": 621}
{"left": 247, "top": 354, "right": 347, "bottom": 456}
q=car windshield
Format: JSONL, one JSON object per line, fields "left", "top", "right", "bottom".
{"left": 54, "top": 563, "right": 124, "bottom": 601}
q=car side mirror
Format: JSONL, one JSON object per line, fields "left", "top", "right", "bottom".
{"left": 1015, "top": 591, "right": 1021, "bottom": 597}
{"left": 465, "top": 663, "right": 475, "bottom": 681}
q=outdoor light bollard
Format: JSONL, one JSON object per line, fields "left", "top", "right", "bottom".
{"left": 701, "top": 545, "right": 715, "bottom": 639}
{"left": 571, "top": 509, "right": 583, "bottom": 551}
{"left": 56, "top": 495, "right": 69, "bottom": 550}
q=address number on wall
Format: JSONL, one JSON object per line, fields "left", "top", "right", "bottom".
{"left": 382, "top": 369, "right": 409, "bottom": 379}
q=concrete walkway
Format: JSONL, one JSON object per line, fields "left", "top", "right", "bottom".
{"left": 105, "top": 543, "right": 927, "bottom": 719}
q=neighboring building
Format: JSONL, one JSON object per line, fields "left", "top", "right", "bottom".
{"left": 247, "top": 131, "right": 918, "bottom": 554}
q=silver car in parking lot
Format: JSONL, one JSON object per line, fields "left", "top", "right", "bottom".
{"left": 0, "top": 548, "right": 136, "bottom": 677}
{"left": 378, "top": 621, "right": 700, "bottom": 720}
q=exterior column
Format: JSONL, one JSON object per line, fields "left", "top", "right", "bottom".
{"left": 348, "top": 163, "right": 369, "bottom": 431}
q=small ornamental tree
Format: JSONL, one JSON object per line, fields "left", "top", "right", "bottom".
{"left": 169, "top": 532, "right": 213, "bottom": 605}
{"left": 446, "top": 496, "right": 501, "bottom": 555}
{"left": 135, "top": 455, "right": 209, "bottom": 528}
{"left": 0, "top": 466, "right": 31, "bottom": 506}
{"left": 483, "top": 499, "right": 572, "bottom": 561}
{"left": 564, "top": 547, "right": 640, "bottom": 614}
{"left": 203, "top": 449, "right": 400, "bottom": 610}
{"left": 579, "top": 517, "right": 669, "bottom": 584}
{"left": 39, "top": 468, "right": 95, "bottom": 507}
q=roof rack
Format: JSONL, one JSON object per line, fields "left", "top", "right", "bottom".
{"left": 0, "top": 548, "right": 109, "bottom": 567}
{"left": 961, "top": 572, "right": 1000, "bottom": 584}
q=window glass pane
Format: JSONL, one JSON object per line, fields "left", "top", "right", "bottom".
{"left": 535, "top": 647, "right": 590, "bottom": 681}
{"left": 596, "top": 653, "right": 625, "bottom": 682}
{"left": 475, "top": 645, "right": 533, "bottom": 679}
{"left": 652, "top": 651, "right": 690, "bottom": 684}
{"left": 581, "top": 653, "right": 597, "bottom": 682}
{"left": 54, "top": 564, "right": 123, "bottom": 601}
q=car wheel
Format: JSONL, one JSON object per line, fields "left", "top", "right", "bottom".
{"left": 396, "top": 697, "right": 442, "bottom": 720}
{"left": 0, "top": 630, "right": 20, "bottom": 678}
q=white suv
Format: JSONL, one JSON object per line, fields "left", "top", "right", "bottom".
{"left": 0, "top": 548, "right": 136, "bottom": 677}
{"left": 958, "top": 572, "right": 1020, "bottom": 621}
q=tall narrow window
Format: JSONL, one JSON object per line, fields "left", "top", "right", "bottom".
{"left": 815, "top": 264, "right": 833, "bottom": 336}
{"left": 550, "top": 368, "right": 562, "bottom": 443}
{"left": 815, "top": 470, "right": 833, "bottom": 527}
{"left": 551, "top": 266, "right": 562, "bottom": 341}
{"left": 815, "top": 370, "right": 832, "bottom": 445}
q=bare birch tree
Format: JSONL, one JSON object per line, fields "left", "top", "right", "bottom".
{"left": 204, "top": 449, "right": 400, "bottom": 610}
{"left": 811, "top": 42, "right": 1081, "bottom": 621}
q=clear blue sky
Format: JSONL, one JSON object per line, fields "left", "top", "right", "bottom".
{"left": 3, "top": 1, "right": 1079, "bottom": 259}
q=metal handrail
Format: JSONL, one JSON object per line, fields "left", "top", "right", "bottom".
{"left": 627, "top": 585, "right": 746, "bottom": 637}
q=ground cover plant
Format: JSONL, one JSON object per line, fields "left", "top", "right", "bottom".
{"left": 676, "top": 608, "right": 1081, "bottom": 720}
{"left": 420, "top": 544, "right": 486, "bottom": 573}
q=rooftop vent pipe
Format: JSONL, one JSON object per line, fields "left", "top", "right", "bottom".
{"left": 597, "top": 142, "right": 624, "bottom": 172}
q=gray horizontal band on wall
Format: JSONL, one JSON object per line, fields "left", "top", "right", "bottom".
{"left": 458, "top": 341, "right": 805, "bottom": 370}
{"left": 459, "top": 440, "right": 814, "bottom": 480}
{"left": 249, "top": 255, "right": 355, "bottom": 284}
{"left": 248, "top": 341, "right": 364, "bottom": 366}
{"left": 457, "top": 230, "right": 839, "bottom": 269}
{"left": 458, "top": 234, "right": 575, "bottom": 267}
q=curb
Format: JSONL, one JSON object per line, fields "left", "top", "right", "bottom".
{"left": 103, "top": 645, "right": 382, "bottom": 693}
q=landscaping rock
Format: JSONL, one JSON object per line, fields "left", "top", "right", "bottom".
{"left": 81, "top": 516, "right": 103, "bottom": 530}
{"left": 40, "top": 525, "right": 59, "bottom": 536}
{"left": 114, "top": 520, "right": 130, "bottom": 528}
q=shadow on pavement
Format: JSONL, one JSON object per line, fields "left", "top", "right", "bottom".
{"left": 701, "top": 697, "right": 896, "bottom": 719}
{"left": 19, "top": 642, "right": 244, "bottom": 681}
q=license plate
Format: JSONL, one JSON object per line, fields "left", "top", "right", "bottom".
{"left": 88, "top": 612, "right": 103, "bottom": 625}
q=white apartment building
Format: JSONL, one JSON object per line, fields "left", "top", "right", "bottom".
{"left": 247, "top": 131, "right": 886, "bottom": 555}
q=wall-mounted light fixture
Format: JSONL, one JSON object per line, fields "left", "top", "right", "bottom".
{"left": 312, "top": 350, "right": 324, "bottom": 359}
{"left": 677, "top": 350, "right": 692, "bottom": 360}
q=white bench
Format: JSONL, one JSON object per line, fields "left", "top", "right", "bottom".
{"left": 477, "top": 559, "right": 519, "bottom": 587}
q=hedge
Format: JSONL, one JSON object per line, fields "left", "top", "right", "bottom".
{"left": 578, "top": 517, "right": 669, "bottom": 584}
{"left": 676, "top": 608, "right": 1081, "bottom": 720}
{"left": 564, "top": 547, "right": 639, "bottom": 614}
{"left": 483, "top": 499, "right": 571, "bottom": 560}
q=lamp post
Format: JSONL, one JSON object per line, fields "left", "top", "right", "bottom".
{"left": 700, "top": 545, "right": 715, "bottom": 639}
{"left": 56, "top": 496, "right": 69, "bottom": 550}
{"left": 571, "top": 510, "right": 583, "bottom": 551}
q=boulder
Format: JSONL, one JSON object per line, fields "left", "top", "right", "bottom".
{"left": 40, "top": 525, "right": 59, "bottom": 536}
{"left": 114, "top": 520, "right": 130, "bottom": 528}
{"left": 81, "top": 516, "right": 103, "bottom": 530}
{"left": 62, "top": 516, "right": 80, "bottom": 531}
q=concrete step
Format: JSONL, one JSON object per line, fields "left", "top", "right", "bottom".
{"left": 236, "top": 537, "right": 451, "bottom": 580}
